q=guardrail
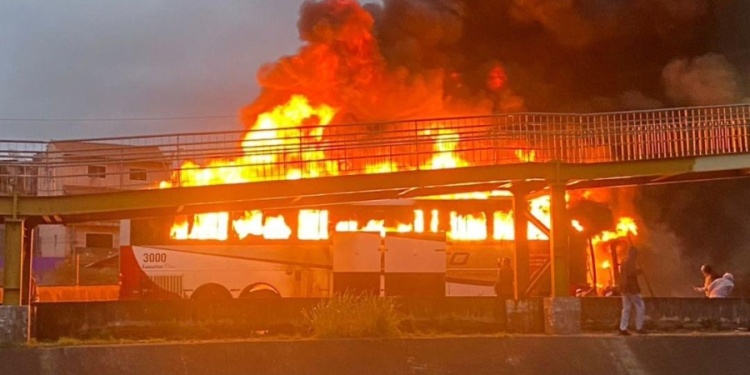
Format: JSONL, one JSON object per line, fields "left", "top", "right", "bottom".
{"left": 1, "top": 104, "right": 749, "bottom": 196}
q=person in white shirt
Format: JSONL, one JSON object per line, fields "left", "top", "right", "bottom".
{"left": 707, "top": 273, "right": 734, "bottom": 298}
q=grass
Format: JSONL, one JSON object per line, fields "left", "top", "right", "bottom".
{"left": 304, "top": 292, "right": 403, "bottom": 339}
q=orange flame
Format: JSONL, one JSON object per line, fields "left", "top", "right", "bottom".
{"left": 593, "top": 217, "right": 638, "bottom": 244}
{"left": 166, "top": 95, "right": 337, "bottom": 239}
{"left": 162, "top": 93, "right": 635, "bottom": 247}
{"left": 515, "top": 149, "right": 536, "bottom": 162}
{"left": 571, "top": 219, "right": 584, "bottom": 232}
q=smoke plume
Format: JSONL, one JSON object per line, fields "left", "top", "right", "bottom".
{"left": 241, "top": 0, "right": 750, "bottom": 294}
{"left": 662, "top": 53, "right": 744, "bottom": 106}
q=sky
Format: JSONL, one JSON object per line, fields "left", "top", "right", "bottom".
{"left": 0, "top": 1, "right": 308, "bottom": 140}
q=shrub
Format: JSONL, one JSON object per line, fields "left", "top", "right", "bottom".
{"left": 304, "top": 292, "right": 402, "bottom": 339}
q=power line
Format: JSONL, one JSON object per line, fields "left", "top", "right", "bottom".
{"left": 0, "top": 115, "right": 236, "bottom": 122}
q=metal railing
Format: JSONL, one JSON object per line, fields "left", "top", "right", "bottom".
{"left": 1, "top": 104, "right": 749, "bottom": 196}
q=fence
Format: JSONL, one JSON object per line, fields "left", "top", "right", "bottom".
{"left": 1, "top": 104, "right": 748, "bottom": 196}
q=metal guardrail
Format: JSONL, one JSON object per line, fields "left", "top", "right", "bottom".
{"left": 1, "top": 104, "right": 749, "bottom": 196}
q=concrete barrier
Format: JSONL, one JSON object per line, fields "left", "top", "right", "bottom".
{"left": 2, "top": 335, "right": 750, "bottom": 375}
{"left": 29, "top": 297, "right": 750, "bottom": 342}
{"left": 8, "top": 296, "right": 748, "bottom": 344}
{"left": 581, "top": 297, "right": 750, "bottom": 331}
{"left": 33, "top": 298, "right": 546, "bottom": 342}
{"left": 543, "top": 297, "right": 580, "bottom": 334}
{"left": 0, "top": 306, "right": 28, "bottom": 345}
{"left": 0, "top": 285, "right": 120, "bottom": 302}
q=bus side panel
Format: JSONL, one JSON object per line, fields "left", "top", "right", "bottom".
{"left": 126, "top": 245, "right": 333, "bottom": 299}
{"left": 384, "top": 234, "right": 446, "bottom": 297}
{"left": 119, "top": 245, "right": 139, "bottom": 300}
{"left": 119, "top": 245, "right": 181, "bottom": 300}
{"left": 445, "top": 243, "right": 513, "bottom": 296}
{"left": 332, "top": 233, "right": 381, "bottom": 295}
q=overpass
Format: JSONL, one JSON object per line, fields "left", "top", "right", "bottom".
{"left": 2, "top": 104, "right": 750, "bottom": 307}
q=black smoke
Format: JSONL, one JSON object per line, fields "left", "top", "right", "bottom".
{"left": 361, "top": 0, "right": 750, "bottom": 294}
{"left": 248, "top": 0, "right": 750, "bottom": 293}
{"left": 364, "top": 0, "right": 749, "bottom": 111}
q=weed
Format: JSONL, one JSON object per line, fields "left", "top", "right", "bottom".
{"left": 304, "top": 292, "right": 402, "bottom": 339}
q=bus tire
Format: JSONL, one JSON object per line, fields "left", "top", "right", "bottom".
{"left": 239, "top": 283, "right": 281, "bottom": 299}
{"left": 190, "top": 283, "right": 232, "bottom": 301}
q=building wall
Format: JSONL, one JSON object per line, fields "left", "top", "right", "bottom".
{"left": 41, "top": 163, "right": 168, "bottom": 195}
{"left": 36, "top": 225, "right": 70, "bottom": 258}
{"left": 35, "top": 143, "right": 169, "bottom": 260}
{"left": 71, "top": 223, "right": 120, "bottom": 251}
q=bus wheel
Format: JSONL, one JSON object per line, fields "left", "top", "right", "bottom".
{"left": 239, "top": 283, "right": 281, "bottom": 299}
{"left": 190, "top": 283, "right": 232, "bottom": 301}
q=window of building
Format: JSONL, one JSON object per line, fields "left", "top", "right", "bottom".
{"left": 129, "top": 168, "right": 147, "bottom": 181}
{"left": 87, "top": 165, "right": 106, "bottom": 179}
{"left": 85, "top": 233, "right": 114, "bottom": 249}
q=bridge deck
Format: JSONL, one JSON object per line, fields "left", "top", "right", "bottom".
{"left": 1, "top": 104, "right": 749, "bottom": 222}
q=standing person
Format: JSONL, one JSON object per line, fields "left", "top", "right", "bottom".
{"left": 494, "top": 257, "right": 514, "bottom": 330}
{"left": 693, "top": 264, "right": 718, "bottom": 297}
{"left": 618, "top": 246, "right": 646, "bottom": 335}
{"left": 494, "top": 257, "right": 514, "bottom": 298}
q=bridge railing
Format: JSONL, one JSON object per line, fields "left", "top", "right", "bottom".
{"left": 1, "top": 104, "right": 748, "bottom": 196}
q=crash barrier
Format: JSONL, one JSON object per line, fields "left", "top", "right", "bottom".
{"left": 34, "top": 297, "right": 545, "bottom": 342}
{"left": 3, "top": 335, "right": 750, "bottom": 375}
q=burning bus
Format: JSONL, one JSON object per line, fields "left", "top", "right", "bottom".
{"left": 119, "top": 198, "right": 561, "bottom": 300}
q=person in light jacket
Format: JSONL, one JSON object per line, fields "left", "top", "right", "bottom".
{"left": 708, "top": 273, "right": 734, "bottom": 298}
{"left": 618, "top": 246, "right": 646, "bottom": 335}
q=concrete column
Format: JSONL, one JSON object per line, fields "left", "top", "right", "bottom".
{"left": 543, "top": 297, "right": 581, "bottom": 335}
{"left": 549, "top": 182, "right": 569, "bottom": 297}
{"left": 0, "top": 305, "right": 28, "bottom": 345}
{"left": 511, "top": 187, "right": 529, "bottom": 300}
{"left": 21, "top": 225, "right": 34, "bottom": 305}
{"left": 1, "top": 219, "right": 29, "bottom": 345}
{"left": 3, "top": 219, "right": 25, "bottom": 306}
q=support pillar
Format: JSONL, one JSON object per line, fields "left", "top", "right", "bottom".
{"left": 511, "top": 186, "right": 530, "bottom": 300}
{"left": 3, "top": 219, "right": 25, "bottom": 306}
{"left": 21, "top": 225, "right": 34, "bottom": 305}
{"left": 1, "top": 219, "right": 29, "bottom": 345}
{"left": 549, "top": 182, "right": 569, "bottom": 297}
{"left": 543, "top": 181, "right": 580, "bottom": 335}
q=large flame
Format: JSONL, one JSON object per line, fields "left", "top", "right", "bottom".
{"left": 588, "top": 216, "right": 640, "bottom": 292}
{"left": 162, "top": 94, "right": 637, "bottom": 248}
{"left": 165, "top": 93, "right": 491, "bottom": 241}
